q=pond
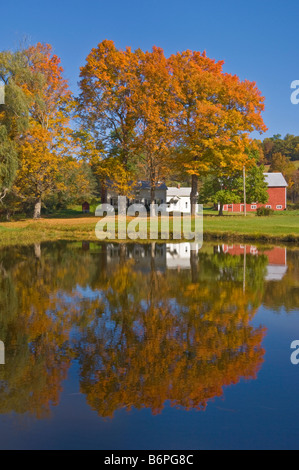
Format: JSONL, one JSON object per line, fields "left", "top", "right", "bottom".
{"left": 0, "top": 240, "right": 298, "bottom": 450}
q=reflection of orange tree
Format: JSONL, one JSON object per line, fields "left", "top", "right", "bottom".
{"left": 0, "top": 243, "right": 273, "bottom": 418}
{"left": 76, "top": 252, "right": 267, "bottom": 418}
{"left": 0, "top": 243, "right": 103, "bottom": 418}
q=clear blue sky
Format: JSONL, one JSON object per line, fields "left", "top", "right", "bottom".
{"left": 1, "top": 0, "right": 299, "bottom": 138}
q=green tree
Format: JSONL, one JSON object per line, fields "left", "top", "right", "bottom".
{"left": 199, "top": 165, "right": 268, "bottom": 215}
{"left": 0, "top": 49, "right": 33, "bottom": 201}
{"left": 246, "top": 165, "right": 269, "bottom": 204}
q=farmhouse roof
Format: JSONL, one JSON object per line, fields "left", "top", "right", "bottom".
{"left": 105, "top": 179, "right": 167, "bottom": 191}
{"left": 166, "top": 187, "right": 192, "bottom": 197}
{"left": 264, "top": 173, "right": 288, "bottom": 187}
{"left": 138, "top": 181, "right": 168, "bottom": 191}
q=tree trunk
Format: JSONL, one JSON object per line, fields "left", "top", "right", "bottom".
{"left": 150, "top": 242, "right": 156, "bottom": 303}
{"left": 34, "top": 243, "right": 41, "bottom": 259}
{"left": 150, "top": 185, "right": 155, "bottom": 217}
{"left": 243, "top": 245, "right": 247, "bottom": 293}
{"left": 151, "top": 241, "right": 156, "bottom": 261}
{"left": 243, "top": 166, "right": 247, "bottom": 217}
{"left": 120, "top": 243, "right": 126, "bottom": 264}
{"left": 33, "top": 196, "right": 42, "bottom": 219}
{"left": 118, "top": 195, "right": 127, "bottom": 216}
{"left": 218, "top": 203, "right": 224, "bottom": 216}
{"left": 190, "top": 249, "right": 198, "bottom": 283}
{"left": 191, "top": 174, "right": 198, "bottom": 216}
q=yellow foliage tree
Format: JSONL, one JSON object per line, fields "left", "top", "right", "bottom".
{"left": 13, "top": 43, "right": 80, "bottom": 218}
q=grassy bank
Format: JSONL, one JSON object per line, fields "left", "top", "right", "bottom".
{"left": 203, "top": 210, "right": 299, "bottom": 243}
{"left": 0, "top": 210, "right": 298, "bottom": 247}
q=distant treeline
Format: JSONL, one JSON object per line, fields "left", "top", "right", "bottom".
{"left": 260, "top": 134, "right": 299, "bottom": 162}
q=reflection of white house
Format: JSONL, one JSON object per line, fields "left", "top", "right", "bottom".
{"left": 104, "top": 181, "right": 196, "bottom": 214}
{"left": 105, "top": 242, "right": 201, "bottom": 271}
{"left": 167, "top": 243, "right": 191, "bottom": 269}
{"left": 166, "top": 243, "right": 200, "bottom": 269}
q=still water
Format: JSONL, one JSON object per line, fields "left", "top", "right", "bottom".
{"left": 0, "top": 241, "right": 298, "bottom": 450}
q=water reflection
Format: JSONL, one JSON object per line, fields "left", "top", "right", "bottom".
{"left": 0, "top": 241, "right": 298, "bottom": 420}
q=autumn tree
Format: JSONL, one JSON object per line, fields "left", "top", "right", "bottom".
{"left": 77, "top": 40, "right": 142, "bottom": 198}
{"left": 13, "top": 43, "right": 77, "bottom": 218}
{"left": 168, "top": 50, "right": 267, "bottom": 215}
{"left": 289, "top": 169, "right": 299, "bottom": 203}
{"left": 269, "top": 152, "right": 296, "bottom": 186}
{"left": 133, "top": 47, "right": 175, "bottom": 209}
{"left": 253, "top": 139, "right": 266, "bottom": 165}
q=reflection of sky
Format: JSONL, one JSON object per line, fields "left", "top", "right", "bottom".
{"left": 53, "top": 286, "right": 103, "bottom": 304}
{"left": 73, "top": 285, "right": 103, "bottom": 300}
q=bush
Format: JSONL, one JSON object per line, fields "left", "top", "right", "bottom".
{"left": 256, "top": 207, "right": 274, "bottom": 217}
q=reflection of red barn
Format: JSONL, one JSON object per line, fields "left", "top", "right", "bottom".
{"left": 220, "top": 244, "right": 287, "bottom": 281}
{"left": 82, "top": 202, "right": 90, "bottom": 213}
{"left": 222, "top": 245, "right": 258, "bottom": 256}
{"left": 222, "top": 173, "right": 288, "bottom": 213}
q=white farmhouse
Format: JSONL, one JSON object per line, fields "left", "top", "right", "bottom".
{"left": 103, "top": 181, "right": 196, "bottom": 213}
{"left": 166, "top": 186, "right": 193, "bottom": 214}
{"left": 104, "top": 181, "right": 168, "bottom": 210}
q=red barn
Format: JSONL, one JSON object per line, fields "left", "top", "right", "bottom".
{"left": 222, "top": 172, "right": 288, "bottom": 213}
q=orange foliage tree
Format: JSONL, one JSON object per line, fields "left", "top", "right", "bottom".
{"left": 168, "top": 50, "right": 267, "bottom": 214}
{"left": 133, "top": 47, "right": 176, "bottom": 208}
{"left": 78, "top": 42, "right": 267, "bottom": 214}
{"left": 77, "top": 40, "right": 142, "bottom": 197}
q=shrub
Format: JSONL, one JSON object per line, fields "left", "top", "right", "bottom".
{"left": 256, "top": 207, "right": 274, "bottom": 217}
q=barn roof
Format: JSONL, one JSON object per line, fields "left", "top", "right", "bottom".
{"left": 265, "top": 265, "right": 288, "bottom": 281}
{"left": 264, "top": 173, "right": 288, "bottom": 187}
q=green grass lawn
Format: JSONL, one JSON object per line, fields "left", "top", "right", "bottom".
{"left": 0, "top": 208, "right": 298, "bottom": 247}
{"left": 203, "top": 210, "right": 299, "bottom": 241}
{"left": 43, "top": 202, "right": 101, "bottom": 219}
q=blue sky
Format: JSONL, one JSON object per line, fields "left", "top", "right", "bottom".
{"left": 1, "top": 0, "right": 299, "bottom": 138}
